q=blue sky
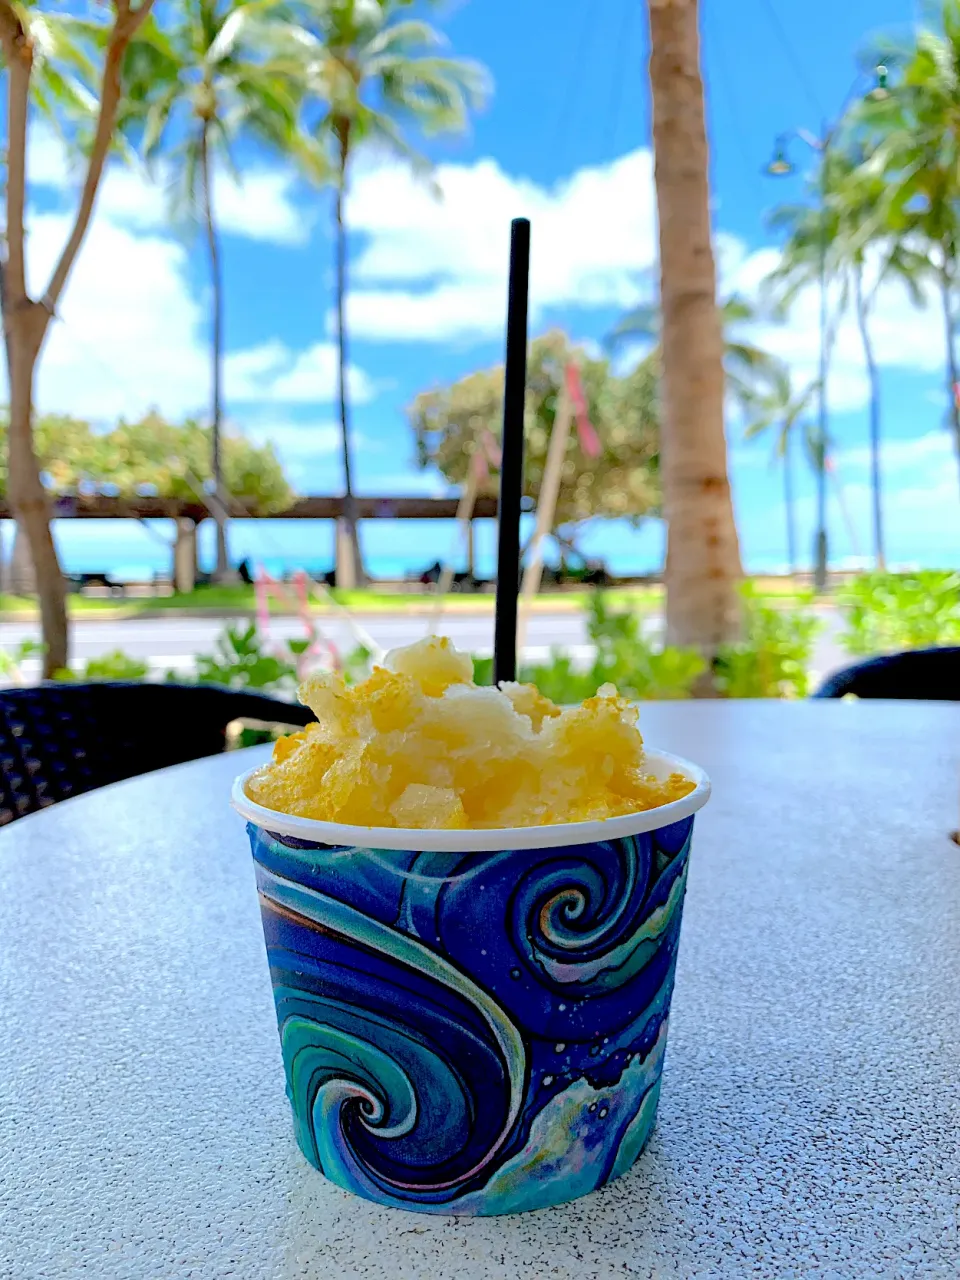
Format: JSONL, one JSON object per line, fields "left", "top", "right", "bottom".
{"left": 12, "top": 0, "right": 960, "bottom": 576}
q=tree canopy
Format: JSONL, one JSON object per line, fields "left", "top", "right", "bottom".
{"left": 409, "top": 330, "right": 660, "bottom": 529}
{"left": 0, "top": 411, "right": 294, "bottom": 512}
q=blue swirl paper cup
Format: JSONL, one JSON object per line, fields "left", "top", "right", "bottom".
{"left": 232, "top": 749, "right": 710, "bottom": 1217}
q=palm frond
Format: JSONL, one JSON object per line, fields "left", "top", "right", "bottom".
{"left": 363, "top": 18, "right": 444, "bottom": 58}
{"left": 605, "top": 304, "right": 660, "bottom": 352}
{"left": 720, "top": 293, "right": 757, "bottom": 324}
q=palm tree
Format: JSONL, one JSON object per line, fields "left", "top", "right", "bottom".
{"left": 280, "top": 0, "right": 487, "bottom": 586}
{"left": 851, "top": 3, "right": 960, "bottom": 499}
{"left": 646, "top": 0, "right": 742, "bottom": 657}
{"left": 833, "top": 155, "right": 928, "bottom": 570}
{"left": 763, "top": 178, "right": 845, "bottom": 591}
{"left": 0, "top": 0, "right": 155, "bottom": 674}
{"left": 767, "top": 147, "right": 927, "bottom": 570}
{"left": 606, "top": 293, "right": 778, "bottom": 412}
{"left": 742, "top": 368, "right": 817, "bottom": 575}
{"left": 119, "top": 1, "right": 301, "bottom": 580}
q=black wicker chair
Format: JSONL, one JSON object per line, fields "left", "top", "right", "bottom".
{"left": 0, "top": 682, "right": 316, "bottom": 826}
{"left": 813, "top": 647, "right": 960, "bottom": 701}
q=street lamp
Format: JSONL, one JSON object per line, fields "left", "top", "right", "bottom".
{"left": 867, "top": 65, "right": 890, "bottom": 102}
{"left": 764, "top": 66, "right": 888, "bottom": 593}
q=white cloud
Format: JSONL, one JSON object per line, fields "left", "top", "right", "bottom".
{"left": 834, "top": 430, "right": 955, "bottom": 474}
{"left": 343, "top": 282, "right": 506, "bottom": 343}
{"left": 340, "top": 149, "right": 658, "bottom": 342}
{"left": 31, "top": 126, "right": 313, "bottom": 246}
{"left": 15, "top": 215, "right": 372, "bottom": 421}
{"left": 12, "top": 134, "right": 370, "bottom": 422}
{"left": 822, "top": 472, "right": 960, "bottom": 547}
{"left": 29, "top": 212, "right": 209, "bottom": 421}
{"left": 101, "top": 164, "right": 313, "bottom": 246}
{"left": 740, "top": 423, "right": 960, "bottom": 562}
{"left": 225, "top": 341, "right": 375, "bottom": 404}
{"left": 242, "top": 421, "right": 342, "bottom": 458}
{"left": 728, "top": 246, "right": 949, "bottom": 414}
{"left": 267, "top": 344, "right": 371, "bottom": 403}
{"left": 240, "top": 420, "right": 381, "bottom": 464}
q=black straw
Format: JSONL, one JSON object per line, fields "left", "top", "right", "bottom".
{"left": 493, "top": 217, "right": 530, "bottom": 686}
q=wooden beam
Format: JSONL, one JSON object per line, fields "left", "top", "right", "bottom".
{"left": 0, "top": 495, "right": 501, "bottom": 521}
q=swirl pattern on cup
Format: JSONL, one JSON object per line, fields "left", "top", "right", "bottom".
{"left": 250, "top": 814, "right": 694, "bottom": 1215}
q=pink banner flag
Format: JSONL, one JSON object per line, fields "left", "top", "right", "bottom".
{"left": 565, "top": 362, "right": 601, "bottom": 458}
{"left": 472, "top": 447, "right": 489, "bottom": 487}
{"left": 482, "top": 428, "right": 502, "bottom": 470}
{"left": 254, "top": 567, "right": 271, "bottom": 635}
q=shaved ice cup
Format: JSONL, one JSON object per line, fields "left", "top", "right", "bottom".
{"left": 232, "top": 749, "right": 710, "bottom": 1216}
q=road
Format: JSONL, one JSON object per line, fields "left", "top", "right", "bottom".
{"left": 0, "top": 606, "right": 849, "bottom": 685}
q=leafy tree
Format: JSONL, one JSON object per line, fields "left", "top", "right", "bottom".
{"left": 409, "top": 331, "right": 660, "bottom": 534}
{"left": 0, "top": 411, "right": 294, "bottom": 512}
{"left": 0, "top": 0, "right": 156, "bottom": 675}
{"left": 282, "top": 0, "right": 488, "bottom": 584}
{"left": 119, "top": 0, "right": 303, "bottom": 577}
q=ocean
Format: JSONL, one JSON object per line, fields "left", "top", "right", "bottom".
{"left": 0, "top": 515, "right": 939, "bottom": 583}
{"left": 0, "top": 516, "right": 671, "bottom": 582}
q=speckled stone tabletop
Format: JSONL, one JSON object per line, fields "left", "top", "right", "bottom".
{"left": 2, "top": 699, "right": 959, "bottom": 1280}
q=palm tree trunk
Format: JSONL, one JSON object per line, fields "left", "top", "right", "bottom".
{"left": 334, "top": 127, "right": 364, "bottom": 587}
{"left": 783, "top": 431, "right": 797, "bottom": 575}
{"left": 200, "top": 121, "right": 229, "bottom": 581}
{"left": 938, "top": 257, "right": 960, "bottom": 499}
{"left": 647, "top": 0, "right": 742, "bottom": 661}
{"left": 853, "top": 266, "right": 884, "bottom": 570}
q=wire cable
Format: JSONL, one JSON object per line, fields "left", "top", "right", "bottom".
{"left": 705, "top": 2, "right": 758, "bottom": 178}
{"left": 606, "top": 0, "right": 637, "bottom": 153}
{"left": 758, "top": 0, "right": 824, "bottom": 120}
{"left": 552, "top": 0, "right": 600, "bottom": 173}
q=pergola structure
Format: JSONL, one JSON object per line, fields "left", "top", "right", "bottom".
{"left": 0, "top": 494, "right": 500, "bottom": 591}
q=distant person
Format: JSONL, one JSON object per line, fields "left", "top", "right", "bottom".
{"left": 237, "top": 558, "right": 253, "bottom": 585}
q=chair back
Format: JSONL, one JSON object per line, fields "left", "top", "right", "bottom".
{"left": 813, "top": 647, "right": 960, "bottom": 700}
{"left": 0, "top": 682, "right": 315, "bottom": 826}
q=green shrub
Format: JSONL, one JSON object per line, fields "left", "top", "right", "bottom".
{"left": 183, "top": 625, "right": 373, "bottom": 694}
{"left": 714, "top": 584, "right": 820, "bottom": 698}
{"left": 836, "top": 571, "right": 960, "bottom": 655}
{"left": 83, "top": 650, "right": 150, "bottom": 681}
{"left": 584, "top": 594, "right": 706, "bottom": 699}
{"left": 519, "top": 651, "right": 597, "bottom": 704}
{"left": 475, "top": 593, "right": 705, "bottom": 702}
{"left": 472, "top": 655, "right": 495, "bottom": 687}
{"left": 341, "top": 644, "right": 373, "bottom": 686}
{"left": 54, "top": 649, "right": 149, "bottom": 682}
{"left": 0, "top": 639, "right": 45, "bottom": 683}
{"left": 189, "top": 624, "right": 300, "bottom": 692}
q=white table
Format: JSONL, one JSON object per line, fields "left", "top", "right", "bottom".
{"left": 2, "top": 700, "right": 958, "bottom": 1279}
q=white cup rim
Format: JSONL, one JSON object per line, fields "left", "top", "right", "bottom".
{"left": 231, "top": 747, "right": 711, "bottom": 853}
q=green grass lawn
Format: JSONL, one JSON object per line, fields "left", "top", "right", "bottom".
{"left": 0, "top": 578, "right": 814, "bottom": 620}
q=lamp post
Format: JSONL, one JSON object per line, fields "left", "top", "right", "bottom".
{"left": 764, "top": 66, "right": 889, "bottom": 593}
